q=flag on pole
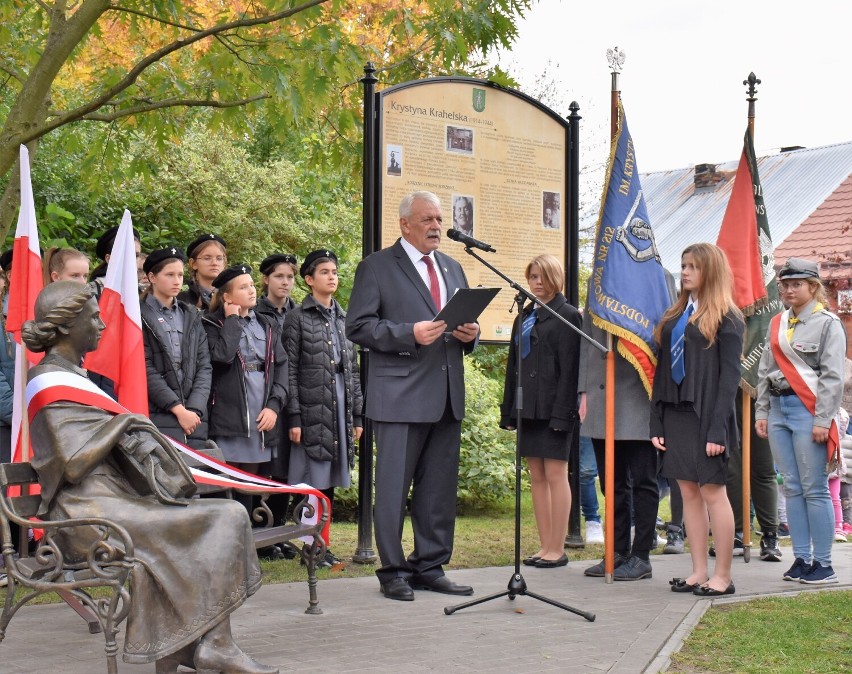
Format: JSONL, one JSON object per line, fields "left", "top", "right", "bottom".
{"left": 84, "top": 210, "right": 148, "bottom": 415}
{"left": 6, "top": 146, "right": 43, "bottom": 346}
{"left": 6, "top": 145, "right": 44, "bottom": 464}
{"left": 587, "top": 100, "right": 671, "bottom": 395}
{"left": 716, "top": 130, "right": 781, "bottom": 396}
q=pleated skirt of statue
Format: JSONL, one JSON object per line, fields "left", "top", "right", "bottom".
{"left": 659, "top": 405, "right": 728, "bottom": 485}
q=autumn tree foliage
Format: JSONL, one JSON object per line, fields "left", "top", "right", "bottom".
{"left": 0, "top": 0, "right": 529, "bottom": 234}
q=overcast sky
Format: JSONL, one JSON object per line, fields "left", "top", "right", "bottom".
{"left": 496, "top": 0, "right": 852, "bottom": 176}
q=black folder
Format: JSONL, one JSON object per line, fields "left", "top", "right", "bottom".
{"left": 433, "top": 287, "right": 500, "bottom": 329}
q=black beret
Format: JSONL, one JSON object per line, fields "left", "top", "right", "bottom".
{"left": 212, "top": 263, "right": 252, "bottom": 289}
{"left": 0, "top": 249, "right": 12, "bottom": 272}
{"left": 778, "top": 257, "right": 819, "bottom": 280}
{"left": 143, "top": 247, "right": 187, "bottom": 275}
{"left": 260, "top": 253, "right": 298, "bottom": 276}
{"left": 300, "top": 249, "right": 338, "bottom": 278}
{"left": 186, "top": 233, "right": 227, "bottom": 260}
{"left": 96, "top": 225, "right": 141, "bottom": 260}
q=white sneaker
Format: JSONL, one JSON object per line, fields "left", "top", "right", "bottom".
{"left": 0, "top": 573, "right": 7, "bottom": 588}
{"left": 585, "top": 520, "right": 604, "bottom": 544}
{"left": 834, "top": 529, "right": 847, "bottom": 543}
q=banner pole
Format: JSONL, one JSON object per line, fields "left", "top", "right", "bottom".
{"left": 740, "top": 72, "right": 760, "bottom": 563}
{"left": 604, "top": 52, "right": 622, "bottom": 583}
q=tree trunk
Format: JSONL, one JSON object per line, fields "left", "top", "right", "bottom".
{"left": 0, "top": 0, "right": 109, "bottom": 236}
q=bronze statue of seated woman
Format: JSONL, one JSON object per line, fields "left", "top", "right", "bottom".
{"left": 22, "top": 282, "right": 277, "bottom": 674}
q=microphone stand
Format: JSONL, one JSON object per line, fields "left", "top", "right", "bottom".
{"left": 444, "top": 245, "right": 605, "bottom": 620}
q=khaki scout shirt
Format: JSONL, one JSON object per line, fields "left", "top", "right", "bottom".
{"left": 755, "top": 299, "right": 847, "bottom": 428}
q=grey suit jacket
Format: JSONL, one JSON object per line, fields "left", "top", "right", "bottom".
{"left": 345, "top": 239, "right": 472, "bottom": 423}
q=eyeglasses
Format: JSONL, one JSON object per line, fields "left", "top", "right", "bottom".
{"left": 197, "top": 256, "right": 226, "bottom": 263}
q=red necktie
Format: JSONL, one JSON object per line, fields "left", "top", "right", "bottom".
{"left": 422, "top": 256, "right": 442, "bottom": 310}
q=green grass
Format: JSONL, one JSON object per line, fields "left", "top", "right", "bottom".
{"left": 669, "top": 590, "right": 852, "bottom": 673}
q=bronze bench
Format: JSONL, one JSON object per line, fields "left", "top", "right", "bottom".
{"left": 0, "top": 458, "right": 329, "bottom": 673}
{"left": 0, "top": 461, "right": 134, "bottom": 674}
{"left": 183, "top": 446, "right": 330, "bottom": 616}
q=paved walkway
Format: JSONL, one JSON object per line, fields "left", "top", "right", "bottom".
{"left": 1, "top": 544, "right": 850, "bottom": 673}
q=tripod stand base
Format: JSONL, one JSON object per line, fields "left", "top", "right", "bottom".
{"left": 443, "top": 572, "right": 595, "bottom": 621}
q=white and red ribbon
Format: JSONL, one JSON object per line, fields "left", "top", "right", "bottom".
{"left": 769, "top": 311, "right": 840, "bottom": 464}
{"left": 26, "top": 371, "right": 331, "bottom": 542}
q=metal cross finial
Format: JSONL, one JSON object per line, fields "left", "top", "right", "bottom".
{"left": 744, "top": 72, "right": 761, "bottom": 101}
{"left": 606, "top": 46, "right": 626, "bottom": 73}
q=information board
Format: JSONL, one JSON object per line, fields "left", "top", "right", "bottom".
{"left": 377, "top": 79, "right": 570, "bottom": 342}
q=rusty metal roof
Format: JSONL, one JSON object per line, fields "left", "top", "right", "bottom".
{"left": 638, "top": 141, "right": 852, "bottom": 274}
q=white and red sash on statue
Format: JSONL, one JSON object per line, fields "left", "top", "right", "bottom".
{"left": 769, "top": 311, "right": 840, "bottom": 465}
{"left": 26, "top": 371, "right": 330, "bottom": 543}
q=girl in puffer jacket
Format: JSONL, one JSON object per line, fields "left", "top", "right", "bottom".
{"left": 284, "top": 250, "right": 363, "bottom": 566}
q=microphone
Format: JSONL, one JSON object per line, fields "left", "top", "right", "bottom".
{"left": 446, "top": 228, "right": 496, "bottom": 253}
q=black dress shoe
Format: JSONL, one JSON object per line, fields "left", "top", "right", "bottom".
{"left": 258, "top": 545, "right": 285, "bottom": 560}
{"left": 534, "top": 554, "right": 569, "bottom": 568}
{"left": 584, "top": 552, "right": 628, "bottom": 577}
{"left": 669, "top": 577, "right": 705, "bottom": 593}
{"left": 380, "top": 577, "right": 414, "bottom": 601}
{"left": 693, "top": 581, "right": 735, "bottom": 597}
{"left": 522, "top": 555, "right": 541, "bottom": 566}
{"left": 409, "top": 575, "right": 474, "bottom": 595}
{"left": 613, "top": 555, "right": 652, "bottom": 581}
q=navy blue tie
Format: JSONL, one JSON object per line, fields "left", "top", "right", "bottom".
{"left": 520, "top": 309, "right": 537, "bottom": 359}
{"left": 670, "top": 304, "right": 694, "bottom": 385}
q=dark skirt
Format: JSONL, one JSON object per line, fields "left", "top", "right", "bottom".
{"left": 519, "top": 419, "right": 572, "bottom": 461}
{"left": 659, "top": 405, "right": 727, "bottom": 485}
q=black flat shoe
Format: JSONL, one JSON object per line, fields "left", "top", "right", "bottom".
{"left": 693, "top": 581, "right": 735, "bottom": 596}
{"left": 669, "top": 577, "right": 705, "bottom": 593}
{"left": 534, "top": 554, "right": 569, "bottom": 568}
{"left": 522, "top": 555, "right": 541, "bottom": 566}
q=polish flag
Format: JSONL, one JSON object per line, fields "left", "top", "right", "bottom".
{"left": 84, "top": 210, "right": 148, "bottom": 415}
{"left": 6, "top": 146, "right": 43, "bottom": 346}
{"left": 6, "top": 145, "right": 44, "bottom": 463}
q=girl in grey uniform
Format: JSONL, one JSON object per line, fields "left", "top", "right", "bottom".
{"left": 203, "top": 265, "right": 288, "bottom": 477}
{"left": 755, "top": 258, "right": 846, "bottom": 585}
{"left": 284, "top": 250, "right": 363, "bottom": 566}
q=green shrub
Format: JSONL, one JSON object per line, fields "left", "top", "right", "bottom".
{"left": 457, "top": 358, "right": 517, "bottom": 504}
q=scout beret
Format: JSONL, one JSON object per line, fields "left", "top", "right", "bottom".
{"left": 300, "top": 249, "right": 338, "bottom": 278}
{"left": 260, "top": 253, "right": 298, "bottom": 276}
{"left": 212, "top": 263, "right": 252, "bottom": 289}
{"left": 143, "top": 246, "right": 187, "bottom": 275}
{"left": 778, "top": 257, "right": 819, "bottom": 280}
{"left": 186, "top": 233, "right": 227, "bottom": 260}
{"left": 96, "top": 225, "right": 140, "bottom": 260}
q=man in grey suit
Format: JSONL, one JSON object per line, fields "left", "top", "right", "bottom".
{"left": 346, "top": 191, "right": 479, "bottom": 601}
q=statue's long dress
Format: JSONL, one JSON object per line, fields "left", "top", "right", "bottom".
{"left": 29, "top": 360, "right": 262, "bottom": 665}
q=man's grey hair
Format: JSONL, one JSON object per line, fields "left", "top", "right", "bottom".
{"left": 399, "top": 191, "right": 441, "bottom": 220}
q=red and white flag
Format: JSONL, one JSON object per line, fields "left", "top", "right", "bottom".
{"left": 6, "top": 145, "right": 44, "bottom": 463}
{"left": 84, "top": 210, "right": 148, "bottom": 415}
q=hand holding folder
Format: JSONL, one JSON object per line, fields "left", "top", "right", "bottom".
{"left": 433, "top": 287, "right": 500, "bottom": 330}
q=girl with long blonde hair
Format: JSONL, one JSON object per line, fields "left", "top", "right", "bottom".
{"left": 651, "top": 243, "right": 744, "bottom": 596}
